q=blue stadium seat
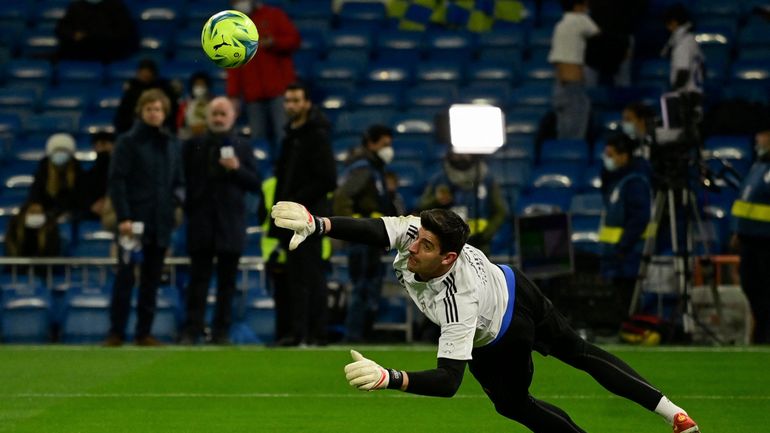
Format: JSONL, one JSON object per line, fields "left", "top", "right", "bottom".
{"left": 313, "top": 59, "right": 363, "bottom": 88}
{"left": 134, "top": 1, "right": 181, "bottom": 36}
{"left": 318, "top": 83, "right": 354, "bottom": 113}
{"left": 172, "top": 28, "right": 206, "bottom": 63}
{"left": 106, "top": 59, "right": 142, "bottom": 85}
{"left": 326, "top": 47, "right": 370, "bottom": 68}
{"left": 704, "top": 135, "right": 753, "bottom": 176}
{"left": 392, "top": 136, "right": 432, "bottom": 162}
{"left": 333, "top": 135, "right": 360, "bottom": 162}
{"left": 21, "top": 29, "right": 59, "bottom": 58}
{"left": 139, "top": 34, "right": 171, "bottom": 60}
{"left": 126, "top": 286, "right": 180, "bottom": 343}
{"left": 638, "top": 58, "right": 669, "bottom": 82}
{"left": 720, "top": 81, "right": 769, "bottom": 105}
{"left": 338, "top": 1, "right": 387, "bottom": 28}
{"left": 415, "top": 61, "right": 462, "bottom": 84}
{"left": 477, "top": 29, "right": 524, "bottom": 51}
{"left": 79, "top": 112, "right": 115, "bottom": 135}
{"left": 185, "top": 2, "right": 229, "bottom": 27}
{"left": 391, "top": 112, "right": 435, "bottom": 140}
{"left": 41, "top": 89, "right": 90, "bottom": 113}
{"left": 363, "top": 62, "right": 412, "bottom": 91}
{"left": 0, "top": 88, "right": 37, "bottom": 117}
{"left": 404, "top": 82, "right": 457, "bottom": 108}
{"left": 693, "top": 0, "right": 740, "bottom": 19}
{"left": 509, "top": 83, "right": 551, "bottom": 108}
{"left": 505, "top": 112, "right": 541, "bottom": 137}
{"left": 730, "top": 60, "right": 770, "bottom": 84}
{"left": 335, "top": 109, "right": 395, "bottom": 136}
{"left": 1, "top": 283, "right": 51, "bottom": 343}
{"left": 72, "top": 227, "right": 113, "bottom": 257}
{"left": 467, "top": 62, "right": 515, "bottom": 85}
{"left": 570, "top": 192, "right": 604, "bottom": 216}
{"left": 521, "top": 61, "right": 555, "bottom": 84}
{"left": 388, "top": 160, "right": 425, "bottom": 188}
{"left": 61, "top": 285, "right": 112, "bottom": 343}
{"left": 0, "top": 113, "right": 21, "bottom": 135}
{"left": 581, "top": 163, "right": 602, "bottom": 191}
{"left": 243, "top": 295, "right": 275, "bottom": 344}
{"left": 326, "top": 28, "right": 372, "bottom": 51}
{"left": 424, "top": 31, "right": 473, "bottom": 63}
{"left": 529, "top": 162, "right": 584, "bottom": 189}
{"left": 56, "top": 61, "right": 105, "bottom": 89}
{"left": 353, "top": 87, "right": 403, "bottom": 109}
{"left": 24, "top": 112, "right": 79, "bottom": 137}
{"left": 375, "top": 30, "right": 422, "bottom": 64}
{"left": 540, "top": 139, "right": 589, "bottom": 163}
{"left": 738, "top": 22, "right": 770, "bottom": 48}
{"left": 570, "top": 214, "right": 601, "bottom": 254}
{"left": 5, "top": 60, "right": 53, "bottom": 91}
{"left": 477, "top": 46, "right": 523, "bottom": 68}
{"left": 488, "top": 159, "right": 531, "bottom": 187}
{"left": 516, "top": 188, "right": 573, "bottom": 215}
{"left": 458, "top": 82, "right": 510, "bottom": 107}
{"left": 285, "top": 1, "right": 333, "bottom": 20}
{"left": 91, "top": 85, "right": 124, "bottom": 113}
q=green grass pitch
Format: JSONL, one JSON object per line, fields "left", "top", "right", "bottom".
{"left": 0, "top": 345, "right": 767, "bottom": 432}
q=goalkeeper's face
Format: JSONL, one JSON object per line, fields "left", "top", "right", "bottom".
{"left": 406, "top": 228, "right": 456, "bottom": 279}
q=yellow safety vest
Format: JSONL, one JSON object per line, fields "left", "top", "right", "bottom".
{"left": 731, "top": 200, "right": 770, "bottom": 223}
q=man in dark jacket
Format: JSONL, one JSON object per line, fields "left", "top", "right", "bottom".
{"left": 114, "top": 59, "right": 179, "bottom": 134}
{"left": 333, "top": 124, "right": 397, "bottom": 342}
{"left": 599, "top": 134, "right": 652, "bottom": 325}
{"left": 55, "top": 0, "right": 138, "bottom": 62}
{"left": 105, "top": 89, "right": 184, "bottom": 347}
{"left": 179, "top": 97, "right": 261, "bottom": 345}
{"left": 268, "top": 82, "right": 337, "bottom": 346}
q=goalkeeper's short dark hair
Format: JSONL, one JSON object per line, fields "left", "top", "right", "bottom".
{"left": 420, "top": 209, "right": 470, "bottom": 255}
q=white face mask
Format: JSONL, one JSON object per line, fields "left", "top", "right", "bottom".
{"left": 602, "top": 154, "right": 618, "bottom": 172}
{"left": 51, "top": 151, "right": 71, "bottom": 167}
{"left": 621, "top": 121, "right": 637, "bottom": 139}
{"left": 233, "top": 0, "right": 252, "bottom": 13}
{"left": 192, "top": 86, "right": 208, "bottom": 99}
{"left": 25, "top": 214, "right": 46, "bottom": 229}
{"left": 376, "top": 146, "right": 394, "bottom": 165}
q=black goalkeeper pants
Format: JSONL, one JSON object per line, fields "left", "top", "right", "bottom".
{"left": 469, "top": 267, "right": 663, "bottom": 433}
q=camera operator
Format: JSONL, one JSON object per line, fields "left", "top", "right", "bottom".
{"left": 599, "top": 134, "right": 652, "bottom": 326}
{"left": 730, "top": 131, "right": 770, "bottom": 343}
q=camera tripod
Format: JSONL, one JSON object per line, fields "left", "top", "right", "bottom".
{"left": 629, "top": 183, "right": 725, "bottom": 343}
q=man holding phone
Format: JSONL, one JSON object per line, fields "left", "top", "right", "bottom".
{"left": 179, "top": 97, "right": 262, "bottom": 344}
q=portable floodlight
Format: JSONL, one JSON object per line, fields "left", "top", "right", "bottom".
{"left": 448, "top": 104, "right": 506, "bottom": 155}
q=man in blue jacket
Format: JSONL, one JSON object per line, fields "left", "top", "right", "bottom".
{"left": 599, "top": 134, "right": 652, "bottom": 325}
{"left": 179, "top": 97, "right": 261, "bottom": 344}
{"left": 105, "top": 89, "right": 184, "bottom": 347}
{"left": 731, "top": 131, "right": 770, "bottom": 343}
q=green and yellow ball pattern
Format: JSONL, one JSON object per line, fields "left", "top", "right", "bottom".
{"left": 201, "top": 10, "right": 259, "bottom": 69}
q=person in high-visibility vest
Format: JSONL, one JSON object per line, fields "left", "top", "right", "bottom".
{"left": 730, "top": 131, "right": 770, "bottom": 343}
{"left": 599, "top": 134, "right": 651, "bottom": 323}
{"left": 333, "top": 124, "right": 397, "bottom": 343}
{"left": 418, "top": 152, "right": 508, "bottom": 255}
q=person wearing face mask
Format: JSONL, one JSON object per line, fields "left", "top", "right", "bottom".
{"left": 621, "top": 102, "right": 655, "bottom": 160}
{"left": 268, "top": 82, "right": 337, "bottom": 346}
{"left": 598, "top": 134, "right": 652, "bottom": 326}
{"left": 418, "top": 151, "right": 508, "bottom": 255}
{"left": 226, "top": 0, "right": 300, "bottom": 154}
{"left": 178, "top": 97, "right": 261, "bottom": 345}
{"left": 332, "top": 124, "right": 399, "bottom": 343}
{"left": 28, "top": 133, "right": 83, "bottom": 222}
{"left": 80, "top": 131, "right": 117, "bottom": 229}
{"left": 729, "top": 131, "right": 770, "bottom": 343}
{"left": 176, "top": 71, "right": 213, "bottom": 140}
{"left": 55, "top": 0, "right": 138, "bottom": 62}
{"left": 4, "top": 201, "right": 62, "bottom": 275}
{"left": 105, "top": 89, "right": 185, "bottom": 347}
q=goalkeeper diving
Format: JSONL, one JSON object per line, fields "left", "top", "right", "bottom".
{"left": 271, "top": 201, "right": 701, "bottom": 433}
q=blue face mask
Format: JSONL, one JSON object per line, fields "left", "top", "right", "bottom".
{"left": 602, "top": 155, "right": 617, "bottom": 172}
{"left": 51, "top": 151, "right": 71, "bottom": 167}
{"left": 621, "top": 121, "right": 637, "bottom": 139}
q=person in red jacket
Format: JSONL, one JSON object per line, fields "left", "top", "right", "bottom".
{"left": 227, "top": 0, "right": 301, "bottom": 154}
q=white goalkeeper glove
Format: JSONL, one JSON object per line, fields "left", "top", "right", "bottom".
{"left": 344, "top": 350, "right": 403, "bottom": 391}
{"left": 270, "top": 201, "right": 325, "bottom": 250}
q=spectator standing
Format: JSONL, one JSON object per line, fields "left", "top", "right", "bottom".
{"left": 268, "top": 82, "right": 337, "bottom": 346}
{"left": 176, "top": 71, "right": 213, "bottom": 140}
{"left": 548, "top": 0, "right": 599, "bottom": 140}
{"left": 227, "top": 0, "right": 301, "bottom": 153}
{"left": 418, "top": 152, "right": 508, "bottom": 255}
{"left": 28, "top": 133, "right": 83, "bottom": 222}
{"left": 80, "top": 131, "right": 116, "bottom": 229}
{"left": 55, "top": 0, "right": 138, "bottom": 62}
{"left": 662, "top": 4, "right": 704, "bottom": 95}
{"left": 179, "top": 97, "right": 261, "bottom": 345}
{"left": 114, "top": 59, "right": 179, "bottom": 134}
{"left": 599, "top": 134, "right": 652, "bottom": 324}
{"left": 730, "top": 131, "right": 770, "bottom": 343}
{"left": 104, "top": 89, "right": 184, "bottom": 347}
{"left": 333, "top": 124, "right": 397, "bottom": 342}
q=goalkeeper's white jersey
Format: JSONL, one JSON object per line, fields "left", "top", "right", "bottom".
{"left": 382, "top": 216, "right": 512, "bottom": 361}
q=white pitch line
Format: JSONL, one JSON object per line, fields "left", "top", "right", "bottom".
{"left": 3, "top": 393, "right": 769, "bottom": 400}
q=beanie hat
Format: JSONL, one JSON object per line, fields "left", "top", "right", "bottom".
{"left": 45, "top": 133, "right": 76, "bottom": 156}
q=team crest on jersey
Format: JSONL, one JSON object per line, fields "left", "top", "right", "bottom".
{"left": 441, "top": 341, "right": 455, "bottom": 355}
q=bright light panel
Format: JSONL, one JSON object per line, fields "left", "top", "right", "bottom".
{"left": 449, "top": 104, "right": 505, "bottom": 154}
